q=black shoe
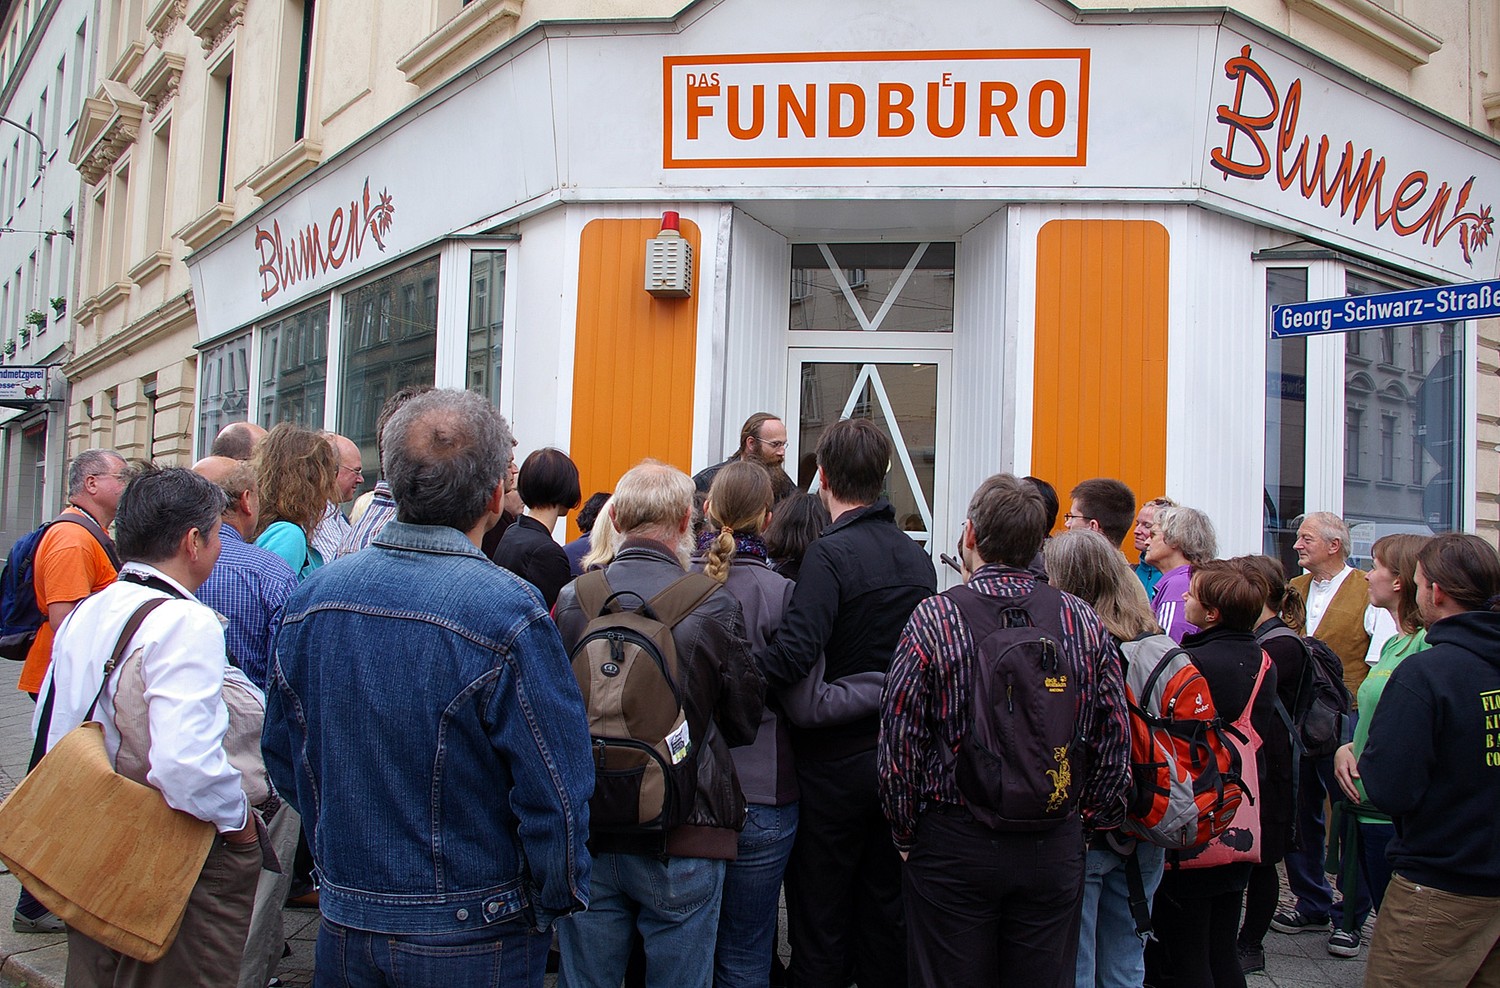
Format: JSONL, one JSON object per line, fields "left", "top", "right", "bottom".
{"left": 1238, "top": 942, "right": 1266, "bottom": 974}
{"left": 1270, "top": 909, "right": 1330, "bottom": 934}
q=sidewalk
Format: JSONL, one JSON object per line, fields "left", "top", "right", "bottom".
{"left": 0, "top": 679, "right": 1367, "bottom": 988}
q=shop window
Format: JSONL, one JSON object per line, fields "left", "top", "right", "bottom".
{"left": 197, "top": 331, "right": 251, "bottom": 455}
{"left": 260, "top": 301, "right": 329, "bottom": 429}
{"left": 467, "top": 250, "right": 505, "bottom": 403}
{"left": 789, "top": 242, "right": 955, "bottom": 332}
{"left": 1263, "top": 268, "right": 1308, "bottom": 569}
{"left": 1343, "top": 271, "right": 1463, "bottom": 544}
{"left": 338, "top": 256, "right": 439, "bottom": 480}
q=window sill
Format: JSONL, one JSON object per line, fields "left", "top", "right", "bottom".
{"left": 246, "top": 138, "right": 323, "bottom": 202}
{"left": 90, "top": 280, "right": 133, "bottom": 314}
{"left": 176, "top": 202, "right": 235, "bottom": 253}
{"left": 397, "top": 0, "right": 523, "bottom": 89}
{"left": 128, "top": 249, "right": 174, "bottom": 285}
{"left": 1285, "top": 0, "right": 1441, "bottom": 71}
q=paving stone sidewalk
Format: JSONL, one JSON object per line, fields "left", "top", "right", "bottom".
{"left": 0, "top": 677, "right": 1367, "bottom": 987}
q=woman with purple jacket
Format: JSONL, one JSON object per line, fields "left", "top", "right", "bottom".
{"left": 1145, "top": 505, "right": 1219, "bottom": 642}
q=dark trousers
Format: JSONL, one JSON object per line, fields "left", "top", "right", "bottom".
{"left": 1239, "top": 863, "right": 1280, "bottom": 949}
{"left": 903, "top": 806, "right": 1084, "bottom": 988}
{"left": 1284, "top": 752, "right": 1372, "bottom": 929}
{"left": 786, "top": 749, "right": 905, "bottom": 988}
{"left": 1147, "top": 869, "right": 1249, "bottom": 988}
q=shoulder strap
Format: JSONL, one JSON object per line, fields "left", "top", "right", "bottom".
{"left": 1140, "top": 645, "right": 1192, "bottom": 704}
{"left": 31, "top": 597, "right": 168, "bottom": 769}
{"left": 573, "top": 570, "right": 614, "bottom": 619}
{"left": 645, "top": 572, "right": 722, "bottom": 628}
{"left": 946, "top": 581, "right": 1067, "bottom": 641}
{"left": 52, "top": 510, "right": 123, "bottom": 570}
{"left": 1255, "top": 624, "right": 1301, "bottom": 644}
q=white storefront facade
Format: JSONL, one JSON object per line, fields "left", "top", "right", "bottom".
{"left": 184, "top": 0, "right": 1500, "bottom": 574}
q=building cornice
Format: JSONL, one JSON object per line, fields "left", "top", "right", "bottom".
{"left": 69, "top": 80, "right": 146, "bottom": 185}
{"left": 65, "top": 290, "right": 195, "bottom": 382}
{"left": 396, "top": 0, "right": 523, "bottom": 90}
{"left": 146, "top": 0, "right": 188, "bottom": 48}
{"left": 185, "top": 0, "right": 245, "bottom": 56}
{"left": 176, "top": 202, "right": 235, "bottom": 252}
{"left": 1284, "top": 0, "right": 1441, "bottom": 71}
{"left": 137, "top": 49, "right": 186, "bottom": 118}
{"left": 246, "top": 137, "right": 322, "bottom": 201}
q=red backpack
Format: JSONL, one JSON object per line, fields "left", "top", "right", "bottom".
{"left": 1118, "top": 634, "right": 1247, "bottom": 849}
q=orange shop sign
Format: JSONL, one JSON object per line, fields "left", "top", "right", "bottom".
{"left": 663, "top": 50, "right": 1089, "bottom": 168}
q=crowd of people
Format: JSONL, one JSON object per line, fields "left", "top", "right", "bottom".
{"left": 9, "top": 396, "right": 1500, "bottom": 988}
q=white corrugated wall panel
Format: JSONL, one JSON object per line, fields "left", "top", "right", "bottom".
{"left": 718, "top": 209, "right": 791, "bottom": 469}
{"left": 951, "top": 207, "right": 1010, "bottom": 548}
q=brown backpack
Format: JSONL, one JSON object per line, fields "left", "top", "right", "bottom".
{"left": 570, "top": 570, "right": 720, "bottom": 839}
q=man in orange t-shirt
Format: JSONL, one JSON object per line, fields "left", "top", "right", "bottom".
{"left": 16, "top": 449, "right": 129, "bottom": 696}
{"left": 12, "top": 449, "right": 128, "bottom": 935}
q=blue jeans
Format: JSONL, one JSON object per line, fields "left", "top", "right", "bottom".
{"left": 715, "top": 802, "right": 798, "bottom": 988}
{"left": 1075, "top": 843, "right": 1164, "bottom": 988}
{"left": 1283, "top": 725, "right": 1372, "bottom": 930}
{"left": 557, "top": 852, "right": 727, "bottom": 988}
{"left": 315, "top": 918, "right": 547, "bottom": 988}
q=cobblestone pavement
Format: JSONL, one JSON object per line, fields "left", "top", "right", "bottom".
{"left": 0, "top": 677, "right": 1368, "bottom": 987}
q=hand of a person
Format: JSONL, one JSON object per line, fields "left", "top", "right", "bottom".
{"left": 223, "top": 819, "right": 259, "bottom": 845}
{"left": 1332, "top": 742, "right": 1361, "bottom": 802}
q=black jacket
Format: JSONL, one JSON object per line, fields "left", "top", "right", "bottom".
{"left": 1361, "top": 610, "right": 1500, "bottom": 896}
{"left": 494, "top": 515, "right": 571, "bottom": 609}
{"left": 1252, "top": 616, "right": 1306, "bottom": 862}
{"left": 759, "top": 499, "right": 937, "bottom": 760}
{"left": 554, "top": 539, "right": 766, "bottom": 859}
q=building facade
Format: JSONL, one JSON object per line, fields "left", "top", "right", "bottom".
{"left": 54, "top": 0, "right": 1500, "bottom": 573}
{"left": 0, "top": 0, "right": 91, "bottom": 552}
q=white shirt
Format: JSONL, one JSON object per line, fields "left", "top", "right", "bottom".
{"left": 35, "top": 562, "right": 249, "bottom": 833}
{"left": 1304, "top": 565, "right": 1355, "bottom": 636}
{"left": 1364, "top": 604, "right": 1398, "bottom": 667}
{"left": 311, "top": 500, "right": 351, "bottom": 563}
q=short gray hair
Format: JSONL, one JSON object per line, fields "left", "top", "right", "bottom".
{"left": 1299, "top": 511, "right": 1352, "bottom": 560}
{"left": 611, "top": 461, "right": 695, "bottom": 542}
{"left": 382, "top": 389, "right": 513, "bottom": 532}
{"left": 1154, "top": 505, "right": 1218, "bottom": 564}
{"left": 68, "top": 449, "right": 126, "bottom": 496}
{"left": 115, "top": 467, "right": 227, "bottom": 563}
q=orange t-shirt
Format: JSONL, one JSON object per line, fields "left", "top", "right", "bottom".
{"left": 17, "top": 509, "right": 118, "bottom": 694}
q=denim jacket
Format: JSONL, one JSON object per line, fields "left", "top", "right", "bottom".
{"left": 263, "top": 521, "right": 593, "bottom": 934}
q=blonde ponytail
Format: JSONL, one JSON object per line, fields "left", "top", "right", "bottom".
{"left": 705, "top": 524, "right": 735, "bottom": 583}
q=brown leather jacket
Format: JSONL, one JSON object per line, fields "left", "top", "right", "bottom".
{"left": 554, "top": 538, "right": 766, "bottom": 859}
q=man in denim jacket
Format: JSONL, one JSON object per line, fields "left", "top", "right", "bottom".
{"left": 263, "top": 390, "right": 593, "bottom": 987}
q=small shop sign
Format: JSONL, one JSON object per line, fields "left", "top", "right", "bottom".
{"left": 0, "top": 366, "right": 48, "bottom": 401}
{"left": 1270, "top": 278, "right": 1500, "bottom": 338}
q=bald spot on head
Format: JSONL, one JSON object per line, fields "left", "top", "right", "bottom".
{"left": 211, "top": 422, "right": 268, "bottom": 460}
{"left": 193, "top": 455, "right": 259, "bottom": 538}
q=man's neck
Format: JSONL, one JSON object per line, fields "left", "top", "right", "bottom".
{"left": 825, "top": 494, "right": 871, "bottom": 524}
{"left": 67, "top": 498, "right": 110, "bottom": 529}
{"left": 1308, "top": 560, "right": 1347, "bottom": 583}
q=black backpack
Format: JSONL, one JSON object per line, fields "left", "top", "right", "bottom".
{"left": 0, "top": 512, "right": 119, "bottom": 661}
{"left": 1256, "top": 625, "right": 1351, "bottom": 758}
{"left": 945, "top": 582, "right": 1086, "bottom": 831}
{"left": 569, "top": 570, "right": 720, "bottom": 841}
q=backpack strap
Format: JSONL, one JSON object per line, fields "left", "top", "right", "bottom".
{"left": 945, "top": 580, "right": 1068, "bottom": 643}
{"left": 52, "top": 509, "right": 123, "bottom": 571}
{"left": 573, "top": 570, "right": 615, "bottom": 620}
{"left": 644, "top": 572, "right": 722, "bottom": 629}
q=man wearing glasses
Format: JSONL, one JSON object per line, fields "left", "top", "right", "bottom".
{"left": 311, "top": 434, "right": 364, "bottom": 562}
{"left": 13, "top": 448, "right": 130, "bottom": 934}
{"left": 693, "top": 411, "right": 795, "bottom": 500}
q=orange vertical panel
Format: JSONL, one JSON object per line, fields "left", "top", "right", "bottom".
{"left": 569, "top": 218, "right": 702, "bottom": 538}
{"left": 1032, "top": 219, "right": 1169, "bottom": 545}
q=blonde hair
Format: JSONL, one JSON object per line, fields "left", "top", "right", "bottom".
{"left": 1045, "top": 529, "right": 1162, "bottom": 641}
{"left": 703, "top": 461, "right": 775, "bottom": 584}
{"left": 580, "top": 496, "right": 618, "bottom": 571}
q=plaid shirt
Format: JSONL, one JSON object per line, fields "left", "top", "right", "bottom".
{"left": 195, "top": 525, "right": 299, "bottom": 690}
{"left": 340, "top": 482, "right": 398, "bottom": 557}
{"left": 878, "top": 564, "right": 1131, "bottom": 850}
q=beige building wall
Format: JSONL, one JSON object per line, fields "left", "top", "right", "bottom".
{"left": 62, "top": 0, "right": 1500, "bottom": 540}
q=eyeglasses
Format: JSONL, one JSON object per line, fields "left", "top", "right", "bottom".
{"left": 90, "top": 471, "right": 131, "bottom": 483}
{"left": 339, "top": 464, "right": 364, "bottom": 478}
{"left": 754, "top": 437, "right": 789, "bottom": 451}
{"left": 1063, "top": 512, "right": 1092, "bottom": 523}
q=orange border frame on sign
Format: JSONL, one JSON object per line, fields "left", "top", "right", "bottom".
{"left": 662, "top": 48, "right": 1090, "bottom": 169}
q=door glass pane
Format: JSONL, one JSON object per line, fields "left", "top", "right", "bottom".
{"left": 259, "top": 301, "right": 329, "bottom": 431}
{"left": 339, "top": 256, "right": 439, "bottom": 487}
{"left": 790, "top": 242, "right": 955, "bottom": 333}
{"left": 795, "top": 361, "right": 938, "bottom": 546}
{"left": 197, "top": 330, "right": 250, "bottom": 455}
{"left": 1263, "top": 268, "right": 1307, "bottom": 573}
{"left": 1342, "top": 272, "right": 1463, "bottom": 565}
{"left": 468, "top": 250, "right": 505, "bottom": 404}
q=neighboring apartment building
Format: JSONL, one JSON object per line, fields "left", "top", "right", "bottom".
{"left": 0, "top": 0, "right": 90, "bottom": 553}
{"left": 64, "top": 0, "right": 1500, "bottom": 570}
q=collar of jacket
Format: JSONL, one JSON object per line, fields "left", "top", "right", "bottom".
{"left": 615, "top": 537, "right": 687, "bottom": 568}
{"left": 824, "top": 497, "right": 895, "bottom": 535}
{"left": 371, "top": 520, "right": 491, "bottom": 558}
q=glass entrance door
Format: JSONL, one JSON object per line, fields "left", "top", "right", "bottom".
{"left": 786, "top": 349, "right": 950, "bottom": 555}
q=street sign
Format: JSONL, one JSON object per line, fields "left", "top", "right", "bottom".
{"left": 0, "top": 366, "right": 47, "bottom": 401}
{"left": 1270, "top": 278, "right": 1500, "bottom": 339}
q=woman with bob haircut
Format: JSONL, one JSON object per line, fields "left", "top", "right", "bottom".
{"left": 254, "top": 423, "right": 339, "bottom": 579}
{"left": 1043, "top": 528, "right": 1165, "bottom": 988}
{"left": 494, "top": 447, "right": 582, "bottom": 609}
{"left": 1144, "top": 505, "right": 1219, "bottom": 642}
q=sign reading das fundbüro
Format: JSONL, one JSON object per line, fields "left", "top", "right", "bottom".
{"left": 663, "top": 49, "right": 1088, "bottom": 168}
{"left": 1271, "top": 279, "right": 1500, "bottom": 339}
{"left": 0, "top": 366, "right": 48, "bottom": 401}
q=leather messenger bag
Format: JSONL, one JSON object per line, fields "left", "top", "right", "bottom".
{"left": 0, "top": 598, "right": 216, "bottom": 963}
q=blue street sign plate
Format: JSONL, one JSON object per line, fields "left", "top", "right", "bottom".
{"left": 1270, "top": 279, "right": 1500, "bottom": 339}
